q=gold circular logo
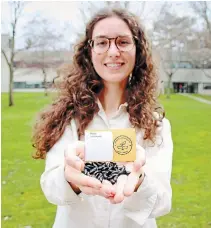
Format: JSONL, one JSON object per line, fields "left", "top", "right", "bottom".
{"left": 113, "top": 135, "right": 132, "bottom": 155}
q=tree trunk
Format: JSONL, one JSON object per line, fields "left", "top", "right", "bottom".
{"left": 166, "top": 74, "right": 172, "bottom": 99}
{"left": 42, "top": 68, "right": 48, "bottom": 96}
{"left": 9, "top": 67, "right": 14, "bottom": 106}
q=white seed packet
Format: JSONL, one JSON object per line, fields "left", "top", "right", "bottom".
{"left": 85, "top": 131, "right": 113, "bottom": 162}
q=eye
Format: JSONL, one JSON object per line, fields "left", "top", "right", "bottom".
{"left": 95, "top": 39, "right": 108, "bottom": 47}
{"left": 96, "top": 41, "right": 107, "bottom": 46}
{"left": 121, "top": 40, "right": 130, "bottom": 44}
{"left": 118, "top": 38, "right": 132, "bottom": 46}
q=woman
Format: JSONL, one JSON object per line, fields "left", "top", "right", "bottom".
{"left": 33, "top": 7, "right": 173, "bottom": 228}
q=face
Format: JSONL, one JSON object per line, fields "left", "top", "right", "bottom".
{"left": 91, "top": 16, "right": 136, "bottom": 84}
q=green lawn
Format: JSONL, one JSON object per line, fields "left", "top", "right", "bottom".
{"left": 192, "top": 94, "right": 211, "bottom": 101}
{"left": 2, "top": 93, "right": 211, "bottom": 228}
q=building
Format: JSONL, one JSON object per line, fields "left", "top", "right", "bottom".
{"left": 171, "top": 69, "right": 211, "bottom": 95}
{"left": 155, "top": 49, "right": 211, "bottom": 95}
{"left": 1, "top": 34, "right": 211, "bottom": 95}
{"left": 13, "top": 68, "right": 57, "bottom": 91}
{"left": 1, "top": 33, "right": 72, "bottom": 92}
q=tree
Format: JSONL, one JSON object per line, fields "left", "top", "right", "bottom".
{"left": 68, "top": 1, "right": 149, "bottom": 46}
{"left": 152, "top": 5, "right": 195, "bottom": 98}
{"left": 189, "top": 1, "right": 211, "bottom": 78}
{"left": 190, "top": 1, "right": 211, "bottom": 37}
{"left": 24, "top": 17, "right": 63, "bottom": 96}
{"left": 1, "top": 1, "right": 26, "bottom": 106}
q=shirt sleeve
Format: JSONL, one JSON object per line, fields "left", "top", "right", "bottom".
{"left": 40, "top": 120, "right": 83, "bottom": 206}
{"left": 123, "top": 118, "right": 173, "bottom": 225}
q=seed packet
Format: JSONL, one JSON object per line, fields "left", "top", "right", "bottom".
{"left": 84, "top": 129, "right": 136, "bottom": 162}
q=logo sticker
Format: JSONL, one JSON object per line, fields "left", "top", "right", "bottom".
{"left": 113, "top": 135, "right": 132, "bottom": 155}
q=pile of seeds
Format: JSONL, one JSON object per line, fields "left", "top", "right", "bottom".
{"left": 82, "top": 162, "right": 130, "bottom": 184}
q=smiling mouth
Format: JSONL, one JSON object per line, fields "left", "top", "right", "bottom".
{"left": 104, "top": 63, "right": 125, "bottom": 69}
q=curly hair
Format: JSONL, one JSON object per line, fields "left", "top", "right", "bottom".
{"left": 32, "top": 8, "right": 164, "bottom": 159}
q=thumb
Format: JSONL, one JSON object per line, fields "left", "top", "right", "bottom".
{"left": 64, "top": 143, "right": 76, "bottom": 157}
{"left": 133, "top": 145, "right": 146, "bottom": 172}
{"left": 75, "top": 141, "right": 85, "bottom": 158}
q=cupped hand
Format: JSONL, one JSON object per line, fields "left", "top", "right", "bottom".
{"left": 108, "top": 145, "right": 146, "bottom": 204}
{"left": 64, "top": 141, "right": 116, "bottom": 198}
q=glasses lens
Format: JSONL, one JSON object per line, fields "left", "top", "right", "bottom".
{"left": 116, "top": 36, "right": 134, "bottom": 52}
{"left": 93, "top": 38, "right": 109, "bottom": 54}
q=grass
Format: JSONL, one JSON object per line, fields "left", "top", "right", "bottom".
{"left": 2, "top": 92, "right": 211, "bottom": 228}
{"left": 2, "top": 93, "right": 55, "bottom": 228}
{"left": 191, "top": 94, "right": 211, "bottom": 101}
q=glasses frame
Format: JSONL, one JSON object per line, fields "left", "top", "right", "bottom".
{"left": 88, "top": 35, "right": 137, "bottom": 54}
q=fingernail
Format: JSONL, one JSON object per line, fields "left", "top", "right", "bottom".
{"left": 109, "top": 192, "right": 115, "bottom": 197}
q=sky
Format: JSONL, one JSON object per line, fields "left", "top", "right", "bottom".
{"left": 1, "top": 1, "right": 197, "bottom": 50}
{"left": 1, "top": 1, "right": 81, "bottom": 47}
{"left": 1, "top": 1, "right": 79, "bottom": 25}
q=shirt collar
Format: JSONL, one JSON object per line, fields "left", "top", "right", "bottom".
{"left": 97, "top": 98, "right": 128, "bottom": 114}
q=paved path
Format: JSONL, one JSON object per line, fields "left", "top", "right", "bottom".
{"left": 180, "top": 93, "right": 211, "bottom": 105}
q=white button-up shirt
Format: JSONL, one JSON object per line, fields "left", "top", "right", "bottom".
{"left": 40, "top": 101, "right": 173, "bottom": 228}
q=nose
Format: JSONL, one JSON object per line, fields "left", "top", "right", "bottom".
{"left": 107, "top": 40, "right": 120, "bottom": 57}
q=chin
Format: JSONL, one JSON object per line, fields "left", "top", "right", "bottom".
{"left": 102, "top": 74, "right": 128, "bottom": 84}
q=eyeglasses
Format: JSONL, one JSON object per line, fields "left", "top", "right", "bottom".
{"left": 88, "top": 36, "right": 135, "bottom": 54}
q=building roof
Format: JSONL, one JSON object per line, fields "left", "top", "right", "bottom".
{"left": 14, "top": 68, "right": 57, "bottom": 82}
{"left": 15, "top": 50, "right": 73, "bottom": 63}
{"left": 171, "top": 69, "right": 211, "bottom": 83}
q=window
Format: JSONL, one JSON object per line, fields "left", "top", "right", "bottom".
{"left": 13, "top": 81, "right": 43, "bottom": 89}
{"left": 203, "top": 83, "right": 211, "bottom": 90}
{"left": 13, "top": 82, "right": 26, "bottom": 89}
{"left": 171, "top": 62, "right": 193, "bottom": 69}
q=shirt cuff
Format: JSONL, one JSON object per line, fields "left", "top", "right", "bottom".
{"left": 40, "top": 164, "right": 83, "bottom": 206}
{"left": 123, "top": 174, "right": 158, "bottom": 225}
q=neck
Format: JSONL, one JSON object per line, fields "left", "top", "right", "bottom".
{"left": 99, "top": 80, "right": 127, "bottom": 117}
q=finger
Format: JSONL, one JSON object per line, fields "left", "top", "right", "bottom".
{"left": 67, "top": 167, "right": 102, "bottom": 189}
{"left": 65, "top": 155, "right": 85, "bottom": 171}
{"left": 133, "top": 145, "right": 146, "bottom": 172}
{"left": 79, "top": 180, "right": 116, "bottom": 197}
{"left": 64, "top": 143, "right": 76, "bottom": 157}
{"left": 101, "top": 180, "right": 116, "bottom": 197}
{"left": 75, "top": 141, "right": 85, "bottom": 160}
{"left": 123, "top": 172, "right": 139, "bottom": 197}
{"left": 113, "top": 175, "right": 127, "bottom": 204}
{"left": 78, "top": 186, "right": 101, "bottom": 195}
{"left": 96, "top": 181, "right": 111, "bottom": 198}
{"left": 78, "top": 153, "right": 85, "bottom": 161}
{"left": 108, "top": 182, "right": 117, "bottom": 204}
{"left": 109, "top": 197, "right": 116, "bottom": 204}
{"left": 124, "top": 162, "right": 133, "bottom": 173}
{"left": 64, "top": 144, "right": 84, "bottom": 171}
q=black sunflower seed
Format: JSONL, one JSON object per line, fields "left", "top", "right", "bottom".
{"left": 83, "top": 162, "right": 131, "bottom": 184}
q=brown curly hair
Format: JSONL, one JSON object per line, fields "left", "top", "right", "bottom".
{"left": 32, "top": 8, "right": 164, "bottom": 159}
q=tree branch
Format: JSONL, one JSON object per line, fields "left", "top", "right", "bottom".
{"left": 1, "top": 49, "right": 11, "bottom": 69}
{"left": 202, "top": 69, "right": 211, "bottom": 79}
{"left": 204, "top": 2, "right": 211, "bottom": 36}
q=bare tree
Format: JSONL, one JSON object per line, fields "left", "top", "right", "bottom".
{"left": 70, "top": 1, "right": 148, "bottom": 44}
{"left": 24, "top": 17, "right": 63, "bottom": 96}
{"left": 152, "top": 5, "right": 195, "bottom": 98}
{"left": 190, "top": 1, "right": 211, "bottom": 36}
{"left": 1, "top": 2, "right": 26, "bottom": 106}
{"left": 189, "top": 2, "right": 211, "bottom": 78}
